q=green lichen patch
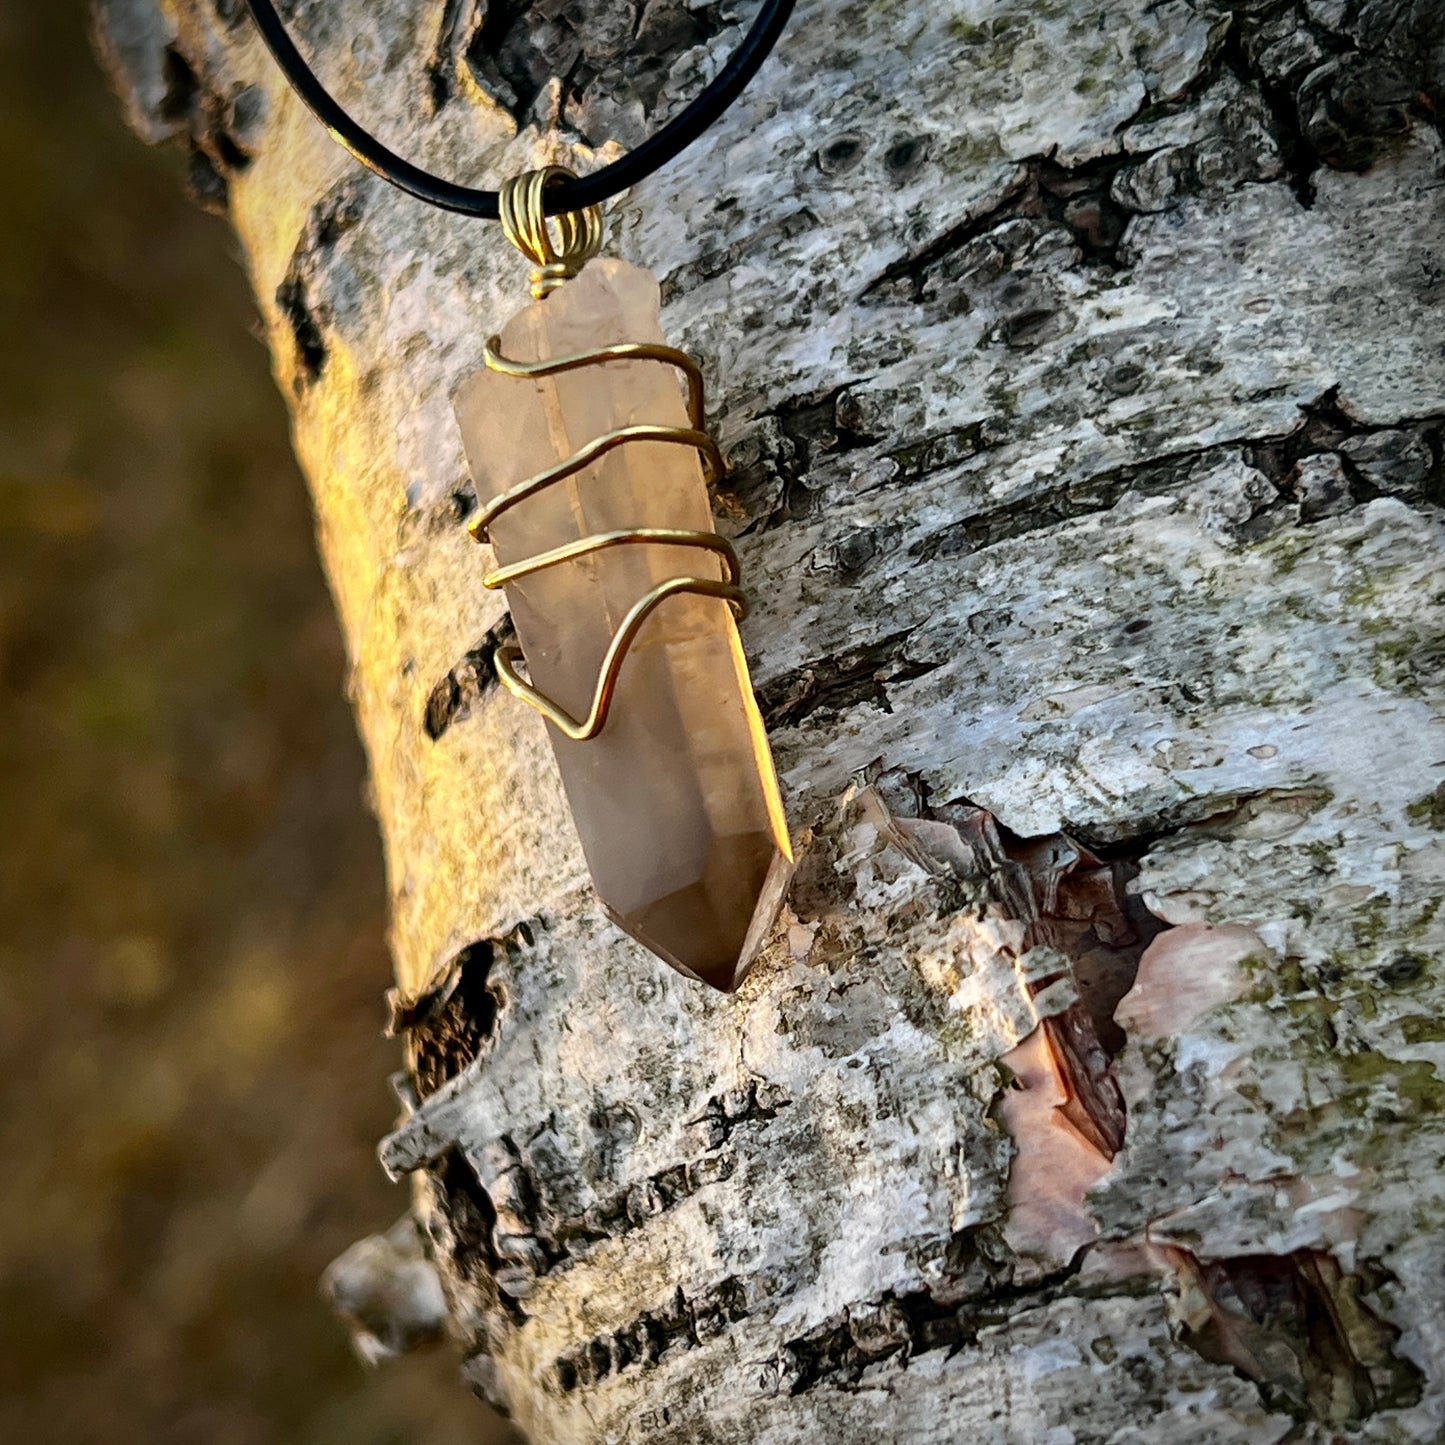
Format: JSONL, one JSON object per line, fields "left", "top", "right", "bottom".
{"left": 1406, "top": 782, "right": 1445, "bottom": 831}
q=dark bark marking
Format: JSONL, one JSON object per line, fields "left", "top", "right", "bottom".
{"left": 1221, "top": 14, "right": 1323, "bottom": 205}
{"left": 1296, "top": 55, "right": 1417, "bottom": 172}
{"left": 777, "top": 1227, "right": 1068, "bottom": 1395}
{"left": 274, "top": 274, "right": 328, "bottom": 385}
{"left": 274, "top": 178, "right": 368, "bottom": 391}
{"left": 737, "top": 398, "right": 1361, "bottom": 567}
{"left": 727, "top": 349, "right": 1437, "bottom": 568}
{"left": 470, "top": 1080, "right": 791, "bottom": 1299}
{"left": 716, "top": 384, "right": 876, "bottom": 534}
{"left": 155, "top": 41, "right": 259, "bottom": 214}
{"left": 863, "top": 1, "right": 1441, "bottom": 307}
{"left": 1064, "top": 782, "right": 1335, "bottom": 855}
{"left": 886, "top": 421, "right": 992, "bottom": 485}
{"left": 909, "top": 440, "right": 1243, "bottom": 565}
{"left": 693, "top": 1077, "right": 791, "bottom": 1147}
{"left": 156, "top": 46, "right": 207, "bottom": 138}
{"left": 422, "top": 615, "right": 517, "bottom": 741}
{"left": 909, "top": 393, "right": 1445, "bottom": 567}
{"left": 433, "top": 1149, "right": 499, "bottom": 1283}
{"left": 816, "top": 132, "right": 868, "bottom": 177}
{"left": 860, "top": 154, "right": 1136, "bottom": 308}
{"left": 182, "top": 147, "right": 231, "bottom": 216}
{"left": 548, "top": 1277, "right": 753, "bottom": 1395}
{"left": 756, "top": 628, "right": 936, "bottom": 730}
{"left": 402, "top": 944, "right": 501, "bottom": 1099}
{"left": 1251, "top": 388, "right": 1445, "bottom": 508}
{"left": 459, "top": 0, "right": 728, "bottom": 139}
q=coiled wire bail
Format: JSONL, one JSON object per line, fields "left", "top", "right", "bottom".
{"left": 499, "top": 166, "right": 604, "bottom": 300}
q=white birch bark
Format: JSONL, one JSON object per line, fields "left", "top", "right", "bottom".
{"left": 96, "top": 0, "right": 1445, "bottom": 1439}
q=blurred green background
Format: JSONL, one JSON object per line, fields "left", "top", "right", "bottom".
{"left": 0, "top": 4, "right": 503, "bottom": 1440}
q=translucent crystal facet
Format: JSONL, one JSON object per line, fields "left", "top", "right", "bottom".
{"left": 454, "top": 259, "right": 792, "bottom": 991}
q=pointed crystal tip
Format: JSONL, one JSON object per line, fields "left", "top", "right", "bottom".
{"left": 605, "top": 839, "right": 794, "bottom": 992}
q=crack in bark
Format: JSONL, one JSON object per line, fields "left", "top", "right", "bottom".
{"left": 911, "top": 394, "right": 1445, "bottom": 567}
{"left": 543, "top": 1218, "right": 1105, "bottom": 1403}
{"left": 1223, "top": 0, "right": 1440, "bottom": 193}
{"left": 757, "top": 628, "right": 935, "bottom": 730}
{"left": 920, "top": 790, "right": 1160, "bottom": 1153}
{"left": 732, "top": 387, "right": 1442, "bottom": 559}
{"left": 561, "top": 1150, "right": 738, "bottom": 1250}
{"left": 428, "top": 1147, "right": 527, "bottom": 1324}
{"left": 422, "top": 0, "right": 473, "bottom": 112}
{"left": 273, "top": 274, "right": 328, "bottom": 387}
{"left": 858, "top": 2, "right": 1442, "bottom": 312}
{"left": 1252, "top": 388, "right": 1445, "bottom": 507}
{"left": 716, "top": 384, "right": 876, "bottom": 534}
{"left": 394, "top": 928, "right": 525, "bottom": 1099}
{"left": 910, "top": 440, "right": 1247, "bottom": 565}
{"left": 1064, "top": 779, "right": 1336, "bottom": 854}
{"left": 423, "top": 615, "right": 517, "bottom": 741}
{"left": 538, "top": 1082, "right": 791, "bottom": 1264}
{"left": 1220, "top": 10, "right": 1323, "bottom": 206}
{"left": 1164, "top": 1245, "right": 1423, "bottom": 1424}
{"left": 208, "top": 0, "right": 248, "bottom": 29}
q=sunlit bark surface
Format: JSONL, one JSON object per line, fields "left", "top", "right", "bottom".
{"left": 98, "top": 0, "right": 1445, "bottom": 1438}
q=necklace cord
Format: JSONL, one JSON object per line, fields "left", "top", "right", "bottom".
{"left": 240, "top": 0, "right": 796, "bottom": 220}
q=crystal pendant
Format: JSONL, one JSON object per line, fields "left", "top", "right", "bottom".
{"left": 454, "top": 258, "right": 792, "bottom": 991}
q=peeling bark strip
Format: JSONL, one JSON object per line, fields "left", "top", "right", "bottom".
{"left": 98, "top": 0, "right": 1445, "bottom": 1439}
{"left": 1163, "top": 1246, "right": 1424, "bottom": 1424}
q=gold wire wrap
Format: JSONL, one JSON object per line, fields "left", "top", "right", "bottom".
{"left": 471, "top": 338, "right": 744, "bottom": 742}
{"left": 499, "top": 166, "right": 605, "bottom": 299}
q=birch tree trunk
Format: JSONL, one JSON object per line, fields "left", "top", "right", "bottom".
{"left": 95, "top": 0, "right": 1445, "bottom": 1438}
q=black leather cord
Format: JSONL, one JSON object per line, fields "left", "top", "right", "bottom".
{"left": 241, "top": 0, "right": 796, "bottom": 220}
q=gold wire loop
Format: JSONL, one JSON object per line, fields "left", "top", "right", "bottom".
{"left": 499, "top": 166, "right": 604, "bottom": 299}
{"left": 493, "top": 574, "right": 745, "bottom": 742}
{"left": 469, "top": 339, "right": 723, "bottom": 542}
{"left": 473, "top": 337, "right": 740, "bottom": 741}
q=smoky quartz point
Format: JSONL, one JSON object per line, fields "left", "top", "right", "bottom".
{"left": 454, "top": 259, "right": 792, "bottom": 991}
